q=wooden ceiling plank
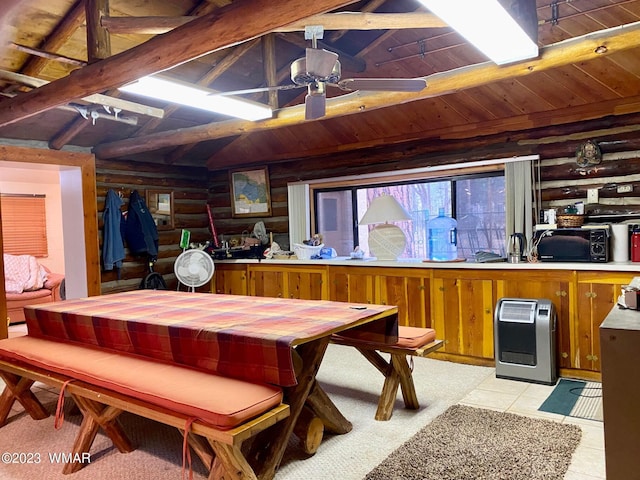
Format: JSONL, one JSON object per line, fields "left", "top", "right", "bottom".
{"left": 0, "top": 0, "right": 359, "bottom": 127}
{"left": 89, "top": 21, "right": 640, "bottom": 161}
{"left": 20, "top": 0, "right": 86, "bottom": 77}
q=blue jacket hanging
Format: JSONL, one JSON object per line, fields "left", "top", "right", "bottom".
{"left": 123, "top": 190, "right": 159, "bottom": 260}
{"left": 102, "top": 189, "right": 125, "bottom": 271}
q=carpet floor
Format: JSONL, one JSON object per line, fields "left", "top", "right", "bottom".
{"left": 0, "top": 344, "right": 494, "bottom": 479}
{"left": 365, "top": 404, "right": 582, "bottom": 480}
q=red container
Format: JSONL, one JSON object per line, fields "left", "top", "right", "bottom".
{"left": 632, "top": 231, "right": 640, "bottom": 262}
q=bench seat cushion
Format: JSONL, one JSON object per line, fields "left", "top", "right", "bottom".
{"left": 0, "top": 336, "right": 283, "bottom": 429}
{"left": 333, "top": 326, "right": 436, "bottom": 350}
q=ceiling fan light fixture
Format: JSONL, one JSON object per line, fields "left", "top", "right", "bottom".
{"left": 119, "top": 76, "right": 272, "bottom": 121}
{"left": 418, "top": 0, "right": 539, "bottom": 65}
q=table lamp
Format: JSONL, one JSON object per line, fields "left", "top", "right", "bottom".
{"left": 359, "top": 194, "right": 411, "bottom": 260}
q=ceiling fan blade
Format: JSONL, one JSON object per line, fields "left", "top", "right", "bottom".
{"left": 306, "top": 48, "right": 339, "bottom": 79}
{"left": 209, "top": 84, "right": 305, "bottom": 96}
{"left": 336, "top": 78, "right": 427, "bottom": 92}
{"left": 305, "top": 93, "right": 326, "bottom": 120}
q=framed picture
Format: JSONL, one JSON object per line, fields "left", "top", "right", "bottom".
{"left": 229, "top": 167, "right": 272, "bottom": 218}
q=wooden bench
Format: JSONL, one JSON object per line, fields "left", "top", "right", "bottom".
{"left": 0, "top": 336, "right": 289, "bottom": 479}
{"left": 331, "top": 326, "right": 444, "bottom": 421}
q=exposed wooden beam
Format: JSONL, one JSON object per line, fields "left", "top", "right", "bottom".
{"left": 0, "top": 0, "right": 358, "bottom": 127}
{"left": 262, "top": 34, "right": 279, "bottom": 109}
{"left": 0, "top": 69, "right": 164, "bottom": 118}
{"left": 90, "top": 22, "right": 640, "bottom": 161}
{"left": 328, "top": 0, "right": 386, "bottom": 42}
{"left": 101, "top": 15, "right": 196, "bottom": 34}
{"left": 101, "top": 12, "right": 447, "bottom": 35}
{"left": 86, "top": 0, "right": 111, "bottom": 62}
{"left": 280, "top": 12, "right": 447, "bottom": 31}
{"left": 11, "top": 43, "right": 87, "bottom": 67}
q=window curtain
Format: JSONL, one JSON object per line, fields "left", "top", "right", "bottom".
{"left": 505, "top": 159, "right": 534, "bottom": 252}
{"left": 287, "top": 183, "right": 311, "bottom": 249}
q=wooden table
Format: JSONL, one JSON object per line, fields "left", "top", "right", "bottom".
{"left": 25, "top": 290, "right": 399, "bottom": 477}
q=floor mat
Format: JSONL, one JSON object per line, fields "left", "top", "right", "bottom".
{"left": 538, "top": 378, "right": 603, "bottom": 421}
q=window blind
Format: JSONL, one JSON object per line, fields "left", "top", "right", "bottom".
{"left": 1, "top": 195, "right": 48, "bottom": 257}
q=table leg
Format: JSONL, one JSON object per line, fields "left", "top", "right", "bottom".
{"left": 306, "top": 381, "right": 352, "bottom": 434}
{"left": 248, "top": 337, "right": 330, "bottom": 479}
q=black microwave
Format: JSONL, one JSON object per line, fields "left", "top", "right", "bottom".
{"left": 533, "top": 227, "right": 610, "bottom": 262}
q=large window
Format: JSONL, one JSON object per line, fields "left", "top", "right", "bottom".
{"left": 314, "top": 172, "right": 505, "bottom": 260}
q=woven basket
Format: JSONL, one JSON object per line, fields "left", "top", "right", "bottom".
{"left": 556, "top": 214, "right": 584, "bottom": 228}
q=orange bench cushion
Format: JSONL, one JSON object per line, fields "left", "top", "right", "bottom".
{"left": 333, "top": 326, "right": 436, "bottom": 350}
{"left": 0, "top": 336, "right": 283, "bottom": 430}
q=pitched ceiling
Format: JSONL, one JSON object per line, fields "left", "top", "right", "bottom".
{"left": 0, "top": 0, "right": 639, "bottom": 171}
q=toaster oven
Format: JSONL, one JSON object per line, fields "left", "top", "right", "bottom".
{"left": 533, "top": 227, "right": 610, "bottom": 262}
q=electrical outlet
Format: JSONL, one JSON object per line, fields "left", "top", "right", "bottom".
{"left": 617, "top": 185, "right": 633, "bottom": 194}
{"left": 587, "top": 188, "right": 599, "bottom": 204}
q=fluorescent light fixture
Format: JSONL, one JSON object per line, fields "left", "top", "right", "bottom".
{"left": 119, "top": 76, "right": 272, "bottom": 121}
{"left": 418, "top": 0, "right": 539, "bottom": 65}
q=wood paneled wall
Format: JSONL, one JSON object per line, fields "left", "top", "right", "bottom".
{"left": 96, "top": 159, "right": 211, "bottom": 294}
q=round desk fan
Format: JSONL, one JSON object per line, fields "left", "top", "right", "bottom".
{"left": 174, "top": 249, "right": 215, "bottom": 292}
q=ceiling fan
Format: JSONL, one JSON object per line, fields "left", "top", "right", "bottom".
{"left": 212, "top": 26, "right": 427, "bottom": 120}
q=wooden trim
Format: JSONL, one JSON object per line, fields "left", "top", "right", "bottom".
{"left": 0, "top": 145, "right": 101, "bottom": 340}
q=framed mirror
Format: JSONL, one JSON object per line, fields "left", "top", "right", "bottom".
{"left": 146, "top": 190, "right": 174, "bottom": 230}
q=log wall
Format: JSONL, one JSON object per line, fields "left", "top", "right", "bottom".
{"left": 208, "top": 130, "right": 640, "bottom": 247}
{"left": 96, "top": 158, "right": 210, "bottom": 294}
{"left": 96, "top": 121, "right": 640, "bottom": 295}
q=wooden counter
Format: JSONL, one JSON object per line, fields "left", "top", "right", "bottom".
{"left": 212, "top": 259, "right": 640, "bottom": 379}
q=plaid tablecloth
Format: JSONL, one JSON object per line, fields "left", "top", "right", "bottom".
{"left": 24, "top": 290, "right": 397, "bottom": 387}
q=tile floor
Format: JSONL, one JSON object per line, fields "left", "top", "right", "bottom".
{"left": 459, "top": 374, "right": 606, "bottom": 480}
{"left": 5, "top": 322, "right": 606, "bottom": 479}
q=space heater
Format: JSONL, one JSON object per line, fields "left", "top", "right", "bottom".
{"left": 494, "top": 298, "right": 557, "bottom": 385}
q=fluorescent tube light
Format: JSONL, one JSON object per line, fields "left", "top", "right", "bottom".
{"left": 418, "top": 0, "right": 539, "bottom": 65}
{"left": 119, "top": 76, "right": 272, "bottom": 121}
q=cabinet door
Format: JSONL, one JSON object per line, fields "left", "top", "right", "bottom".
{"left": 249, "top": 268, "right": 284, "bottom": 298}
{"left": 576, "top": 272, "right": 634, "bottom": 372}
{"left": 328, "top": 266, "right": 376, "bottom": 304}
{"left": 431, "top": 270, "right": 495, "bottom": 359}
{"left": 212, "top": 264, "right": 248, "bottom": 295}
{"left": 496, "top": 270, "right": 574, "bottom": 370}
{"left": 249, "top": 264, "right": 328, "bottom": 299}
{"left": 284, "top": 266, "right": 328, "bottom": 300}
{"left": 376, "top": 268, "right": 431, "bottom": 328}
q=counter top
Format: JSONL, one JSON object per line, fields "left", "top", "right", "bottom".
{"left": 215, "top": 256, "right": 640, "bottom": 272}
{"left": 601, "top": 306, "right": 640, "bottom": 331}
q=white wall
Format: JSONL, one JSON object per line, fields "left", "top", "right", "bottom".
{"left": 0, "top": 163, "right": 66, "bottom": 273}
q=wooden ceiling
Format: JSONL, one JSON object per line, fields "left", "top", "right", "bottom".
{"left": 0, "top": 0, "right": 639, "bottom": 171}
